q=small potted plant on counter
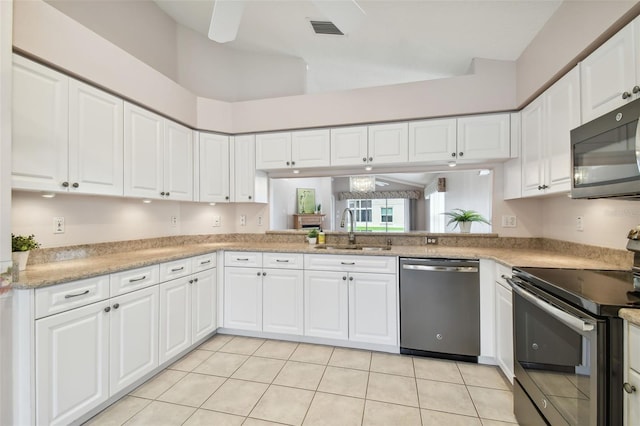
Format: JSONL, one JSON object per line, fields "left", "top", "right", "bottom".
{"left": 443, "top": 209, "right": 490, "bottom": 233}
{"left": 11, "top": 233, "right": 41, "bottom": 271}
{"left": 307, "top": 228, "right": 318, "bottom": 245}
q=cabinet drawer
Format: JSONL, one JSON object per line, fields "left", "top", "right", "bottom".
{"left": 495, "top": 263, "right": 512, "bottom": 290}
{"left": 630, "top": 323, "right": 640, "bottom": 373}
{"left": 192, "top": 253, "right": 217, "bottom": 272}
{"left": 225, "top": 251, "right": 262, "bottom": 268}
{"left": 304, "top": 254, "right": 396, "bottom": 274}
{"left": 35, "top": 276, "right": 110, "bottom": 319}
{"left": 110, "top": 265, "right": 160, "bottom": 296}
{"left": 263, "top": 253, "right": 303, "bottom": 269}
{"left": 160, "top": 258, "right": 192, "bottom": 281}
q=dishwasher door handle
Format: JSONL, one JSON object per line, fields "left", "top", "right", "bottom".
{"left": 402, "top": 264, "right": 478, "bottom": 273}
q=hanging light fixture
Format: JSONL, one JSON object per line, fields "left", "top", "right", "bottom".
{"left": 350, "top": 176, "right": 376, "bottom": 192}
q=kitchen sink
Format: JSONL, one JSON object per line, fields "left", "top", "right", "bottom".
{"left": 314, "top": 244, "right": 391, "bottom": 251}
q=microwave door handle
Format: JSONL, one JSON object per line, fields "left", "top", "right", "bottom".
{"left": 511, "top": 283, "right": 595, "bottom": 333}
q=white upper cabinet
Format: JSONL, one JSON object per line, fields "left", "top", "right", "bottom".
{"left": 124, "top": 103, "right": 193, "bottom": 201}
{"left": 69, "top": 80, "right": 124, "bottom": 196}
{"left": 256, "top": 130, "right": 330, "bottom": 170}
{"left": 408, "top": 118, "right": 457, "bottom": 162}
{"left": 456, "top": 113, "right": 510, "bottom": 161}
{"left": 12, "top": 56, "right": 69, "bottom": 193}
{"left": 232, "top": 135, "right": 268, "bottom": 203}
{"left": 331, "top": 126, "right": 369, "bottom": 166}
{"left": 198, "top": 132, "right": 230, "bottom": 203}
{"left": 368, "top": 122, "right": 409, "bottom": 165}
{"left": 522, "top": 67, "right": 580, "bottom": 197}
{"left": 580, "top": 18, "right": 639, "bottom": 123}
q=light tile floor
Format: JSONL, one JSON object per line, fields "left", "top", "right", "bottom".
{"left": 85, "top": 334, "right": 520, "bottom": 426}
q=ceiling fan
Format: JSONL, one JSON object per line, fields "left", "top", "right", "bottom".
{"left": 208, "top": 0, "right": 366, "bottom": 43}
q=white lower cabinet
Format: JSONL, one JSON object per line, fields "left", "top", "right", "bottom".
{"left": 35, "top": 301, "right": 110, "bottom": 426}
{"left": 495, "top": 279, "right": 514, "bottom": 383}
{"left": 348, "top": 272, "right": 397, "bottom": 345}
{"left": 224, "top": 267, "right": 263, "bottom": 331}
{"left": 263, "top": 268, "right": 304, "bottom": 335}
{"left": 624, "top": 322, "right": 640, "bottom": 426}
{"left": 109, "top": 286, "right": 159, "bottom": 394}
{"left": 304, "top": 270, "right": 349, "bottom": 340}
{"left": 191, "top": 269, "right": 218, "bottom": 342}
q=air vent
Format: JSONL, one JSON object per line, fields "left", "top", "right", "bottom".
{"left": 310, "top": 20, "right": 344, "bottom": 36}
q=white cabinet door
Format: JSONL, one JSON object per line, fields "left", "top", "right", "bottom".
{"left": 348, "top": 272, "right": 397, "bottom": 345}
{"left": 164, "top": 120, "right": 193, "bottom": 201}
{"left": 368, "top": 123, "right": 409, "bottom": 165}
{"left": 35, "top": 301, "right": 109, "bottom": 426}
{"left": 224, "top": 267, "right": 262, "bottom": 331}
{"left": 408, "top": 118, "right": 457, "bottom": 163}
{"left": 457, "top": 113, "right": 510, "bottom": 160}
{"left": 303, "top": 270, "right": 348, "bottom": 340}
{"left": 110, "top": 285, "right": 159, "bottom": 393}
{"left": 625, "top": 368, "right": 640, "bottom": 426}
{"left": 232, "top": 135, "right": 265, "bottom": 202}
{"left": 158, "top": 278, "right": 192, "bottom": 364}
{"left": 69, "top": 79, "right": 124, "bottom": 196}
{"left": 330, "top": 126, "right": 368, "bottom": 166}
{"left": 191, "top": 268, "right": 217, "bottom": 343}
{"left": 199, "top": 132, "right": 230, "bottom": 203}
{"left": 520, "top": 96, "right": 545, "bottom": 197}
{"left": 255, "top": 132, "right": 292, "bottom": 170}
{"left": 495, "top": 283, "right": 514, "bottom": 384}
{"left": 12, "top": 55, "right": 69, "bottom": 192}
{"left": 291, "top": 129, "right": 330, "bottom": 168}
{"left": 544, "top": 67, "right": 581, "bottom": 194}
{"left": 124, "top": 103, "right": 164, "bottom": 199}
{"left": 581, "top": 21, "right": 637, "bottom": 123}
{"left": 263, "top": 268, "right": 303, "bottom": 335}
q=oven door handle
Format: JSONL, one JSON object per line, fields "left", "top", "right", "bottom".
{"left": 635, "top": 117, "right": 640, "bottom": 173}
{"left": 510, "top": 279, "right": 595, "bottom": 333}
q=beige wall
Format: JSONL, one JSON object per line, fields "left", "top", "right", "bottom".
{"left": 516, "top": 0, "right": 639, "bottom": 106}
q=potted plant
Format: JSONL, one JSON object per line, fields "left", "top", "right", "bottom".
{"left": 316, "top": 204, "right": 322, "bottom": 214}
{"left": 443, "top": 209, "right": 490, "bottom": 233}
{"left": 11, "top": 233, "right": 40, "bottom": 271}
{"left": 307, "top": 229, "right": 318, "bottom": 245}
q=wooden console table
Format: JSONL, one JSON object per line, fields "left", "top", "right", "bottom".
{"left": 293, "top": 214, "right": 325, "bottom": 229}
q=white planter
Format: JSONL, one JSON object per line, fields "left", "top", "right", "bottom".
{"left": 459, "top": 222, "right": 472, "bottom": 233}
{"left": 12, "top": 251, "right": 30, "bottom": 271}
{"left": 308, "top": 238, "right": 317, "bottom": 245}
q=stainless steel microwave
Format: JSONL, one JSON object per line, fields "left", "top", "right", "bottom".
{"left": 571, "top": 97, "right": 640, "bottom": 199}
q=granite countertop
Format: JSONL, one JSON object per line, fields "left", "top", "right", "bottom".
{"left": 619, "top": 308, "right": 640, "bottom": 326}
{"left": 13, "top": 242, "right": 629, "bottom": 290}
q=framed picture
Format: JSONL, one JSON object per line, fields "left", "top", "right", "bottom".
{"left": 297, "top": 188, "right": 316, "bottom": 214}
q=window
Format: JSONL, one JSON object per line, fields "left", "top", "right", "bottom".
{"left": 348, "top": 200, "right": 372, "bottom": 222}
{"left": 381, "top": 207, "right": 393, "bottom": 223}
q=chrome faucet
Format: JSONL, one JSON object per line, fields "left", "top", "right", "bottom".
{"left": 340, "top": 208, "right": 356, "bottom": 245}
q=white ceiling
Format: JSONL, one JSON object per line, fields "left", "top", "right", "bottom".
{"left": 155, "top": 0, "right": 562, "bottom": 94}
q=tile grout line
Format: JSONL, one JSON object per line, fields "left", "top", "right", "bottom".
{"left": 360, "top": 351, "right": 372, "bottom": 426}
{"left": 411, "top": 357, "right": 424, "bottom": 426}
{"left": 299, "top": 345, "right": 335, "bottom": 425}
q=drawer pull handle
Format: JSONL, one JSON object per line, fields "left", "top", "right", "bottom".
{"left": 341, "top": 262, "right": 355, "bottom": 265}
{"left": 129, "top": 275, "right": 147, "bottom": 283}
{"left": 236, "top": 258, "right": 249, "bottom": 261}
{"left": 276, "top": 259, "right": 290, "bottom": 263}
{"left": 65, "top": 290, "right": 89, "bottom": 299}
{"left": 200, "top": 260, "right": 211, "bottom": 265}
{"left": 171, "top": 266, "right": 185, "bottom": 272}
{"left": 500, "top": 275, "right": 510, "bottom": 279}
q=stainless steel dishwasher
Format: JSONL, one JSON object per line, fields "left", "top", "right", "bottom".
{"left": 399, "top": 257, "right": 480, "bottom": 362}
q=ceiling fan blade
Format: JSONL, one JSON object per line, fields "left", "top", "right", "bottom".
{"left": 310, "top": 0, "right": 366, "bottom": 35}
{"left": 208, "top": 0, "right": 246, "bottom": 43}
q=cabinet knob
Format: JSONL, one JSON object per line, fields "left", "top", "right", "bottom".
{"left": 349, "top": 276, "right": 353, "bottom": 281}
{"left": 368, "top": 157, "right": 373, "bottom": 162}
{"left": 458, "top": 152, "right": 464, "bottom": 157}
{"left": 104, "top": 306, "right": 111, "bottom": 313}
{"left": 225, "top": 196, "right": 229, "bottom": 200}
{"left": 194, "top": 278, "right": 199, "bottom": 282}
{"left": 257, "top": 272, "right": 261, "bottom": 276}
{"left": 248, "top": 195, "right": 252, "bottom": 200}
{"left": 62, "top": 181, "right": 69, "bottom": 188}
{"left": 633, "top": 86, "right": 640, "bottom": 94}
{"left": 451, "top": 152, "right": 456, "bottom": 158}
{"left": 342, "top": 276, "right": 347, "bottom": 280}
{"left": 542, "top": 184, "right": 548, "bottom": 189}
{"left": 622, "top": 91, "right": 632, "bottom": 100}
{"left": 166, "top": 192, "right": 170, "bottom": 197}
{"left": 623, "top": 382, "right": 637, "bottom": 394}
{"left": 113, "top": 303, "right": 119, "bottom": 309}
{"left": 362, "top": 157, "right": 367, "bottom": 162}
{"left": 189, "top": 279, "right": 194, "bottom": 284}
{"left": 262, "top": 272, "right": 266, "bottom": 276}
{"left": 72, "top": 182, "right": 79, "bottom": 188}
{"left": 160, "top": 191, "right": 165, "bottom": 196}
{"left": 286, "top": 161, "right": 290, "bottom": 166}
{"left": 291, "top": 161, "right": 295, "bottom": 166}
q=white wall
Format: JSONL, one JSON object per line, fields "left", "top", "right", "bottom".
{"left": 269, "top": 178, "right": 333, "bottom": 230}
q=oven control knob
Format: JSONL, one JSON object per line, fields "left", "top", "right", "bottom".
{"left": 623, "top": 382, "right": 637, "bottom": 394}
{"left": 531, "top": 343, "right": 539, "bottom": 350}
{"left": 436, "top": 334, "right": 443, "bottom": 340}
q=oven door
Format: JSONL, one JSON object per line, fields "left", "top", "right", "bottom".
{"left": 510, "top": 278, "right": 604, "bottom": 426}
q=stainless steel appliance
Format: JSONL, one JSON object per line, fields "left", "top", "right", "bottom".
{"left": 509, "top": 267, "right": 640, "bottom": 425}
{"left": 571, "top": 97, "right": 640, "bottom": 199}
{"left": 399, "top": 258, "right": 480, "bottom": 361}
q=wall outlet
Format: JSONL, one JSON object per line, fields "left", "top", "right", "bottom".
{"left": 257, "top": 215, "right": 263, "bottom": 226}
{"left": 240, "top": 215, "right": 246, "bottom": 226}
{"left": 425, "top": 237, "right": 438, "bottom": 245}
{"left": 576, "top": 216, "right": 584, "bottom": 232}
{"left": 53, "top": 217, "right": 65, "bottom": 234}
{"left": 501, "top": 215, "right": 517, "bottom": 228}
{"left": 170, "top": 216, "right": 178, "bottom": 227}
{"left": 212, "top": 215, "right": 221, "bottom": 227}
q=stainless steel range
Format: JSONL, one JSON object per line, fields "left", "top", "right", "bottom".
{"left": 509, "top": 253, "right": 640, "bottom": 425}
